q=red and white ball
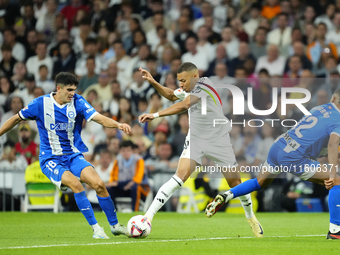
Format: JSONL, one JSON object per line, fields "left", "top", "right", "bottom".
{"left": 127, "top": 215, "right": 152, "bottom": 238}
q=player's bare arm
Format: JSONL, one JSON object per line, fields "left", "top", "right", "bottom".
{"left": 0, "top": 114, "right": 23, "bottom": 137}
{"left": 325, "top": 133, "right": 340, "bottom": 189}
{"left": 91, "top": 113, "right": 131, "bottom": 134}
{"left": 139, "top": 67, "right": 179, "bottom": 101}
{"left": 139, "top": 95, "right": 200, "bottom": 123}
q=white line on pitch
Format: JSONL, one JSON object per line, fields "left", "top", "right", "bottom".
{"left": 0, "top": 234, "right": 326, "bottom": 250}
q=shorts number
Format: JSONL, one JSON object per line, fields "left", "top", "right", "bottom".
{"left": 48, "top": 161, "right": 57, "bottom": 168}
{"left": 184, "top": 141, "right": 189, "bottom": 150}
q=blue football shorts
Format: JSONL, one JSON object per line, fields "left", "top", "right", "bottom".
{"left": 263, "top": 143, "right": 320, "bottom": 180}
{"left": 39, "top": 153, "right": 93, "bottom": 189}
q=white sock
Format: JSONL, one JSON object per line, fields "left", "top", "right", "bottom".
{"left": 91, "top": 223, "right": 101, "bottom": 232}
{"left": 145, "top": 175, "right": 183, "bottom": 221}
{"left": 330, "top": 222, "right": 340, "bottom": 233}
{"left": 239, "top": 194, "right": 254, "bottom": 219}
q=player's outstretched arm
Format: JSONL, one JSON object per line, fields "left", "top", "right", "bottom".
{"left": 325, "top": 133, "right": 340, "bottom": 189}
{"left": 139, "top": 67, "right": 179, "bottom": 101}
{"left": 139, "top": 95, "right": 199, "bottom": 123}
{"left": 0, "top": 114, "right": 22, "bottom": 137}
{"left": 91, "top": 113, "right": 131, "bottom": 134}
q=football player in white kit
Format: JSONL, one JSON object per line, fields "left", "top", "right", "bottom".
{"left": 139, "top": 62, "right": 263, "bottom": 237}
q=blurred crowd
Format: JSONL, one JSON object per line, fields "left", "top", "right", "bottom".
{"left": 0, "top": 0, "right": 337, "bottom": 212}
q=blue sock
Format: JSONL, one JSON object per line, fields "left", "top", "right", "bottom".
{"left": 74, "top": 191, "right": 97, "bottom": 225}
{"left": 97, "top": 195, "right": 118, "bottom": 226}
{"left": 230, "top": 179, "right": 261, "bottom": 198}
{"left": 329, "top": 185, "right": 340, "bottom": 225}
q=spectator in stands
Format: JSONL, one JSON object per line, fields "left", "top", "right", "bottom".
{"left": 35, "top": 0, "right": 58, "bottom": 44}
{"left": 0, "top": 141, "right": 28, "bottom": 211}
{"left": 244, "top": 4, "right": 262, "bottom": 38}
{"left": 107, "top": 40, "right": 131, "bottom": 90}
{"left": 314, "top": 3, "right": 335, "bottom": 31}
{"left": 26, "top": 41, "right": 53, "bottom": 80}
{"left": 228, "top": 42, "right": 255, "bottom": 77}
{"left": 146, "top": 12, "right": 174, "bottom": 51}
{"left": 267, "top": 13, "right": 292, "bottom": 50}
{"left": 15, "top": 122, "right": 37, "bottom": 165}
{"left": 236, "top": 124, "right": 262, "bottom": 165}
{"left": 125, "top": 121, "right": 152, "bottom": 149}
{"left": 60, "top": 0, "right": 89, "bottom": 30}
{"left": 75, "top": 38, "right": 106, "bottom": 77}
{"left": 25, "top": 30, "right": 39, "bottom": 61}
{"left": 125, "top": 68, "right": 155, "bottom": 115}
{"left": 14, "top": 73, "right": 36, "bottom": 107}
{"left": 171, "top": 113, "right": 189, "bottom": 157}
{"left": 193, "top": 2, "right": 213, "bottom": 33}
{"left": 181, "top": 36, "right": 209, "bottom": 76}
{"left": 205, "top": 43, "right": 228, "bottom": 77}
{"left": 231, "top": 17, "right": 249, "bottom": 43}
{"left": 0, "top": 44, "right": 17, "bottom": 78}
{"left": 129, "top": 29, "right": 148, "bottom": 57}
{"left": 0, "top": 77, "right": 16, "bottom": 112}
{"left": 255, "top": 44, "right": 286, "bottom": 76}
{"left": 103, "top": 81, "right": 121, "bottom": 116}
{"left": 306, "top": 23, "right": 338, "bottom": 66}
{"left": 23, "top": 5, "right": 37, "bottom": 30}
{"left": 73, "top": 17, "right": 97, "bottom": 55}
{"left": 253, "top": 122, "right": 276, "bottom": 168}
{"left": 174, "top": 15, "right": 196, "bottom": 54}
{"left": 196, "top": 25, "right": 215, "bottom": 63}
{"left": 145, "top": 142, "right": 179, "bottom": 211}
{"left": 204, "top": 16, "right": 222, "bottom": 44}
{"left": 76, "top": 57, "right": 98, "bottom": 94}
{"left": 3, "top": 28, "right": 26, "bottom": 62}
{"left": 108, "top": 140, "right": 145, "bottom": 212}
{"left": 36, "top": 65, "right": 55, "bottom": 93}
{"left": 11, "top": 62, "right": 27, "bottom": 90}
{"left": 153, "top": 26, "right": 179, "bottom": 62}
{"left": 326, "top": 12, "right": 340, "bottom": 53}
{"left": 261, "top": 0, "right": 281, "bottom": 20}
{"left": 52, "top": 40, "right": 77, "bottom": 78}
{"left": 285, "top": 41, "right": 312, "bottom": 72}
{"left": 252, "top": 68, "right": 272, "bottom": 110}
{"left": 271, "top": 0, "right": 295, "bottom": 29}
{"left": 127, "top": 43, "right": 151, "bottom": 80}
{"left": 33, "top": 87, "right": 45, "bottom": 98}
{"left": 221, "top": 26, "right": 240, "bottom": 60}
{"left": 48, "top": 28, "right": 70, "bottom": 58}
{"left": 82, "top": 69, "right": 111, "bottom": 103}
{"left": 86, "top": 150, "right": 114, "bottom": 211}
{"left": 283, "top": 55, "right": 302, "bottom": 87}
{"left": 148, "top": 123, "right": 169, "bottom": 158}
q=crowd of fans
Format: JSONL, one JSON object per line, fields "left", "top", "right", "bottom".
{"left": 0, "top": 0, "right": 337, "bottom": 212}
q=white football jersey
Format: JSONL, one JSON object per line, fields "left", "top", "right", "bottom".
{"left": 174, "top": 77, "right": 231, "bottom": 142}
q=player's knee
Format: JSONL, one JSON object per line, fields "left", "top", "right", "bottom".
{"left": 68, "top": 181, "right": 84, "bottom": 193}
{"left": 228, "top": 179, "right": 241, "bottom": 188}
{"left": 175, "top": 172, "right": 189, "bottom": 182}
{"left": 93, "top": 180, "right": 107, "bottom": 194}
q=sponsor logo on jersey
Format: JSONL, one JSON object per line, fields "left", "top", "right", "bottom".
{"left": 68, "top": 111, "right": 75, "bottom": 118}
{"left": 86, "top": 108, "right": 94, "bottom": 113}
{"left": 50, "top": 122, "right": 73, "bottom": 131}
{"left": 85, "top": 103, "right": 91, "bottom": 109}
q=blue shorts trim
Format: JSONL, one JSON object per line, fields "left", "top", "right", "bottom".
{"left": 39, "top": 153, "right": 93, "bottom": 188}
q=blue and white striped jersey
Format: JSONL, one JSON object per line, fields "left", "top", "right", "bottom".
{"left": 19, "top": 93, "right": 98, "bottom": 156}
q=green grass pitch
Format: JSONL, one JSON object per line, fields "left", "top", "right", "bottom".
{"left": 0, "top": 212, "right": 338, "bottom": 255}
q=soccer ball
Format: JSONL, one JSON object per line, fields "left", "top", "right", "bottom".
{"left": 127, "top": 215, "right": 152, "bottom": 238}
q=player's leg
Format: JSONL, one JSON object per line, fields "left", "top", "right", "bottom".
{"left": 61, "top": 170, "right": 110, "bottom": 239}
{"left": 301, "top": 163, "right": 340, "bottom": 240}
{"left": 80, "top": 166, "right": 129, "bottom": 236}
{"left": 144, "top": 158, "right": 197, "bottom": 221}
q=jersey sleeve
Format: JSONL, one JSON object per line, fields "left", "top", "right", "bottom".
{"left": 329, "top": 123, "right": 340, "bottom": 137}
{"left": 173, "top": 88, "right": 188, "bottom": 101}
{"left": 76, "top": 96, "right": 98, "bottom": 122}
{"left": 19, "top": 98, "right": 40, "bottom": 120}
{"left": 191, "top": 77, "right": 215, "bottom": 99}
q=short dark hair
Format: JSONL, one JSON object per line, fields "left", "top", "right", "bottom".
{"left": 86, "top": 56, "right": 95, "bottom": 62}
{"left": 55, "top": 72, "right": 79, "bottom": 87}
{"left": 119, "top": 140, "right": 134, "bottom": 149}
{"left": 277, "top": 12, "right": 289, "bottom": 19}
{"left": 39, "top": 64, "right": 48, "bottom": 71}
{"left": 59, "top": 39, "right": 72, "bottom": 49}
{"left": 1, "top": 44, "right": 12, "bottom": 52}
{"left": 259, "top": 68, "right": 269, "bottom": 75}
{"left": 177, "top": 62, "right": 198, "bottom": 73}
{"left": 84, "top": 37, "right": 98, "bottom": 45}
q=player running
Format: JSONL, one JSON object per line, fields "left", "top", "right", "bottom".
{"left": 0, "top": 72, "right": 132, "bottom": 239}
{"left": 206, "top": 89, "right": 340, "bottom": 240}
{"left": 139, "top": 62, "right": 264, "bottom": 237}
